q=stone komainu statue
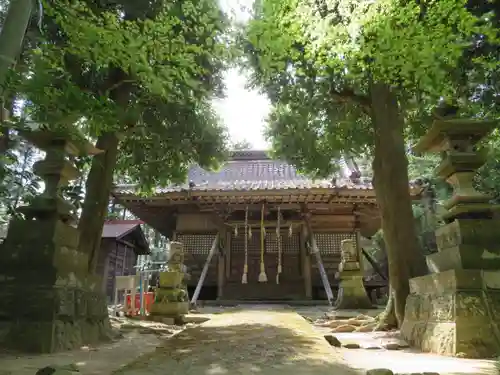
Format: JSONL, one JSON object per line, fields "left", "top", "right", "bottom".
{"left": 339, "top": 238, "right": 360, "bottom": 272}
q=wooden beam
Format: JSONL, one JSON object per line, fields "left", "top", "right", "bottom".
{"left": 303, "top": 212, "right": 335, "bottom": 306}
{"left": 200, "top": 198, "right": 373, "bottom": 206}
{"left": 225, "top": 220, "right": 303, "bottom": 227}
{"left": 117, "top": 239, "right": 136, "bottom": 249}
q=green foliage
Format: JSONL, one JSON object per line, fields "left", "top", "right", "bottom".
{"left": 476, "top": 130, "right": 500, "bottom": 203}
{"left": 13, "top": 0, "right": 234, "bottom": 189}
{"left": 240, "top": 0, "right": 499, "bottom": 176}
{"left": 0, "top": 135, "right": 40, "bottom": 219}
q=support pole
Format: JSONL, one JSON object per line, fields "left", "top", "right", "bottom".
{"left": 190, "top": 233, "right": 220, "bottom": 306}
{"left": 304, "top": 215, "right": 334, "bottom": 306}
{"left": 300, "top": 226, "right": 312, "bottom": 299}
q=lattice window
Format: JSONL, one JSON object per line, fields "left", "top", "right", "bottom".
{"left": 176, "top": 233, "right": 216, "bottom": 255}
{"left": 266, "top": 232, "right": 299, "bottom": 253}
{"left": 284, "top": 233, "right": 300, "bottom": 253}
{"left": 313, "top": 233, "right": 356, "bottom": 255}
{"left": 231, "top": 232, "right": 260, "bottom": 253}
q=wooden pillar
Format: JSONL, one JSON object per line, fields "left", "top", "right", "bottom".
{"left": 225, "top": 229, "right": 231, "bottom": 278}
{"left": 300, "top": 225, "right": 312, "bottom": 299}
{"left": 217, "top": 229, "right": 229, "bottom": 299}
{"left": 102, "top": 252, "right": 110, "bottom": 295}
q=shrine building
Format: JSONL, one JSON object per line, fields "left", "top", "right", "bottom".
{"left": 113, "top": 150, "right": 418, "bottom": 302}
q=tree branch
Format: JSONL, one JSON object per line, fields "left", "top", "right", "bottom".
{"left": 330, "top": 86, "right": 372, "bottom": 115}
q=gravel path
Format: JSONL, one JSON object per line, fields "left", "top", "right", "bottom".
{"left": 114, "top": 308, "right": 359, "bottom": 375}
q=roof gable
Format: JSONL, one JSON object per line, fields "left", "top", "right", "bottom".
{"left": 102, "top": 220, "right": 149, "bottom": 254}
{"left": 169, "top": 150, "right": 370, "bottom": 192}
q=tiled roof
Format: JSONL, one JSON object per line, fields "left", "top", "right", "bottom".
{"left": 102, "top": 222, "right": 141, "bottom": 239}
{"left": 154, "top": 150, "right": 371, "bottom": 193}
{"left": 102, "top": 220, "right": 149, "bottom": 254}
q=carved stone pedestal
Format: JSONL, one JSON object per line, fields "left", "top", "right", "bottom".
{"left": 401, "top": 269, "right": 500, "bottom": 358}
{"left": 335, "top": 239, "right": 372, "bottom": 309}
{"left": 149, "top": 243, "right": 189, "bottom": 322}
{"left": 402, "top": 118, "right": 500, "bottom": 358}
{"left": 336, "top": 274, "right": 373, "bottom": 309}
{"left": 0, "top": 218, "right": 111, "bottom": 352}
{"left": 0, "top": 130, "right": 110, "bottom": 353}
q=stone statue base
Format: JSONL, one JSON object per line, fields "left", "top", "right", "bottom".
{"left": 335, "top": 273, "right": 373, "bottom": 309}
{"left": 150, "top": 301, "right": 189, "bottom": 317}
{"left": 149, "top": 270, "right": 189, "bottom": 320}
{"left": 0, "top": 219, "right": 111, "bottom": 353}
{"left": 401, "top": 269, "right": 500, "bottom": 358}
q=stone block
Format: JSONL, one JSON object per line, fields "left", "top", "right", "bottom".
{"left": 0, "top": 220, "right": 89, "bottom": 285}
{"left": 157, "top": 288, "right": 187, "bottom": 303}
{"left": 4, "top": 317, "right": 112, "bottom": 353}
{"left": 339, "top": 262, "right": 361, "bottom": 272}
{"left": 54, "top": 287, "right": 75, "bottom": 317}
{"left": 338, "top": 270, "right": 364, "bottom": 278}
{"left": 150, "top": 302, "right": 189, "bottom": 317}
{"left": 408, "top": 269, "right": 483, "bottom": 295}
{"left": 158, "top": 271, "right": 184, "bottom": 288}
{"left": 0, "top": 284, "right": 110, "bottom": 353}
{"left": 426, "top": 245, "right": 500, "bottom": 272}
{"left": 74, "top": 289, "right": 87, "bottom": 317}
{"left": 401, "top": 270, "right": 500, "bottom": 358}
{"left": 86, "top": 292, "right": 108, "bottom": 319}
{"left": 435, "top": 219, "right": 500, "bottom": 252}
{"left": 335, "top": 276, "right": 373, "bottom": 309}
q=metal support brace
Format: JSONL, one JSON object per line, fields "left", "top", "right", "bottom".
{"left": 190, "top": 233, "right": 220, "bottom": 306}
{"left": 304, "top": 217, "right": 334, "bottom": 306}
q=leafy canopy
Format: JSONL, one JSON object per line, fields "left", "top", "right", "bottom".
{"left": 17, "top": 0, "right": 233, "bottom": 187}
{"left": 242, "top": 0, "right": 499, "bottom": 177}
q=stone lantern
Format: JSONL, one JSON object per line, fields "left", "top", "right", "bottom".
{"left": 149, "top": 242, "right": 190, "bottom": 322}
{"left": 334, "top": 237, "right": 373, "bottom": 309}
{"left": 0, "top": 128, "right": 111, "bottom": 353}
{"left": 401, "top": 118, "right": 500, "bottom": 358}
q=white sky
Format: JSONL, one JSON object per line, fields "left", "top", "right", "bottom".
{"left": 215, "top": 0, "right": 271, "bottom": 149}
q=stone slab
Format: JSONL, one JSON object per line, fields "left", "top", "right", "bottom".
{"left": 178, "top": 314, "right": 211, "bottom": 325}
{"left": 408, "top": 269, "right": 500, "bottom": 295}
{"left": 324, "top": 331, "right": 409, "bottom": 351}
{"left": 434, "top": 219, "right": 492, "bottom": 251}
{"left": 426, "top": 245, "right": 500, "bottom": 272}
{"left": 402, "top": 270, "right": 500, "bottom": 358}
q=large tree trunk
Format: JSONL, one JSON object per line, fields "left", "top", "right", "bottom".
{"left": 0, "top": 0, "right": 33, "bottom": 99}
{"left": 78, "top": 132, "right": 120, "bottom": 272}
{"left": 369, "top": 82, "right": 427, "bottom": 328}
{"left": 77, "top": 65, "right": 131, "bottom": 273}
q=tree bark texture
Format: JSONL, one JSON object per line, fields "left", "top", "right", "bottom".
{"left": 369, "top": 82, "right": 427, "bottom": 328}
{"left": 0, "top": 0, "right": 33, "bottom": 99}
{"left": 78, "top": 131, "right": 120, "bottom": 273}
{"left": 77, "top": 65, "right": 132, "bottom": 273}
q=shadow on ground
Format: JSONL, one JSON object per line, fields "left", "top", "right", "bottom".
{"left": 115, "top": 321, "right": 357, "bottom": 375}
{"left": 115, "top": 317, "right": 499, "bottom": 375}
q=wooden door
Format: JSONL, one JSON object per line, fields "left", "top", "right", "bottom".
{"left": 227, "top": 230, "right": 302, "bottom": 300}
